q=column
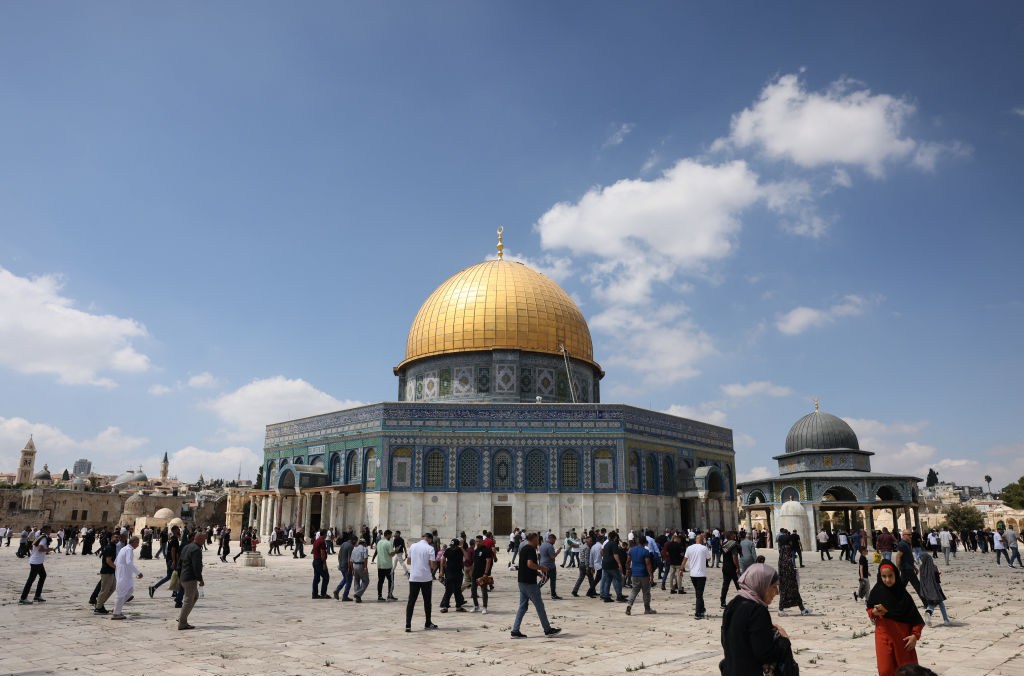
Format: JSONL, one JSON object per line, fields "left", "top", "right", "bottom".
{"left": 865, "top": 508, "right": 875, "bottom": 548}
{"left": 302, "top": 493, "right": 312, "bottom": 534}
{"left": 903, "top": 507, "right": 912, "bottom": 533}
{"left": 261, "top": 496, "right": 270, "bottom": 535}
{"left": 913, "top": 506, "right": 921, "bottom": 533}
{"left": 745, "top": 508, "right": 753, "bottom": 533}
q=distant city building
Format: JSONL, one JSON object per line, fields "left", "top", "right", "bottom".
{"left": 15, "top": 437, "right": 37, "bottom": 485}
{"left": 73, "top": 458, "right": 93, "bottom": 476}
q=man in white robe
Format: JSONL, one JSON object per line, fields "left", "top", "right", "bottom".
{"left": 111, "top": 535, "right": 143, "bottom": 619}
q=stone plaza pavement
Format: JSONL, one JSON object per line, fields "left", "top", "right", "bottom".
{"left": 2, "top": 542, "right": 1023, "bottom": 676}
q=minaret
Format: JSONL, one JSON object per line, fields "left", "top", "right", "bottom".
{"left": 160, "top": 451, "right": 169, "bottom": 483}
{"left": 16, "top": 436, "right": 37, "bottom": 485}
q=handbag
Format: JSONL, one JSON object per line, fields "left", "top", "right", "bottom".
{"left": 169, "top": 570, "right": 180, "bottom": 592}
{"left": 872, "top": 551, "right": 882, "bottom": 564}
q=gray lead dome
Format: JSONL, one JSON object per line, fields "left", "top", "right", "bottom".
{"left": 784, "top": 410, "right": 859, "bottom": 453}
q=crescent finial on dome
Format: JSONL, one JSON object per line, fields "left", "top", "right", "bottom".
{"left": 496, "top": 225, "right": 504, "bottom": 260}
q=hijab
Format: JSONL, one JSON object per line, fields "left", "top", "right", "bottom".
{"left": 917, "top": 554, "right": 946, "bottom": 604}
{"left": 736, "top": 563, "right": 778, "bottom": 607}
{"left": 865, "top": 560, "right": 924, "bottom": 626}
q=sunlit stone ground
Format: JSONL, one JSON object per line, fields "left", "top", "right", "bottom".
{"left": 2, "top": 542, "right": 1023, "bottom": 675}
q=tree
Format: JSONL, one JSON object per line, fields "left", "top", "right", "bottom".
{"left": 1000, "top": 476, "right": 1024, "bottom": 510}
{"left": 255, "top": 465, "right": 264, "bottom": 489}
{"left": 926, "top": 468, "right": 939, "bottom": 487}
{"left": 943, "top": 504, "right": 984, "bottom": 532}
{"left": 985, "top": 475, "right": 993, "bottom": 495}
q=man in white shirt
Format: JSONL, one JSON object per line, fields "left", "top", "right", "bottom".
{"left": 682, "top": 534, "right": 711, "bottom": 619}
{"left": 111, "top": 536, "right": 143, "bottom": 620}
{"left": 405, "top": 533, "right": 438, "bottom": 632}
{"left": 19, "top": 525, "right": 52, "bottom": 604}
{"left": 350, "top": 538, "right": 369, "bottom": 602}
{"left": 939, "top": 527, "right": 953, "bottom": 565}
{"left": 994, "top": 528, "right": 1008, "bottom": 565}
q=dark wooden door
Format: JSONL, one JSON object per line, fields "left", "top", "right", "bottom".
{"left": 492, "top": 505, "right": 512, "bottom": 535}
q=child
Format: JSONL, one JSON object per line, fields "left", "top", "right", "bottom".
{"left": 854, "top": 546, "right": 870, "bottom": 600}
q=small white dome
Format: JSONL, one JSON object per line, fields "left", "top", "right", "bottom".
{"left": 154, "top": 507, "right": 175, "bottom": 520}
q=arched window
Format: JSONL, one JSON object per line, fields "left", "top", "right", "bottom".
{"left": 459, "top": 449, "right": 480, "bottom": 489}
{"left": 345, "top": 451, "right": 358, "bottom": 484}
{"left": 780, "top": 486, "right": 800, "bottom": 502}
{"left": 309, "top": 455, "right": 323, "bottom": 468}
{"left": 525, "top": 449, "right": 546, "bottom": 492}
{"left": 594, "top": 450, "right": 614, "bottom": 490}
{"left": 559, "top": 451, "right": 579, "bottom": 490}
{"left": 391, "top": 447, "right": 412, "bottom": 488}
{"left": 364, "top": 449, "right": 377, "bottom": 488}
{"left": 645, "top": 455, "right": 657, "bottom": 492}
{"left": 266, "top": 460, "right": 277, "bottom": 490}
{"left": 425, "top": 450, "right": 445, "bottom": 489}
{"left": 329, "top": 454, "right": 341, "bottom": 483}
{"left": 492, "top": 450, "right": 513, "bottom": 490}
{"left": 293, "top": 456, "right": 304, "bottom": 466}
{"left": 662, "top": 456, "right": 674, "bottom": 494}
{"left": 628, "top": 451, "right": 640, "bottom": 490}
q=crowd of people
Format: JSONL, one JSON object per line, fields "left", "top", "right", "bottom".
{"left": 8, "top": 518, "right": 1022, "bottom": 674}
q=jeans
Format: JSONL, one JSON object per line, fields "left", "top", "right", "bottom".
{"left": 1008, "top": 546, "right": 1022, "bottom": 567}
{"left": 996, "top": 548, "right": 1009, "bottom": 564}
{"left": 691, "top": 576, "right": 707, "bottom": 616}
{"left": 720, "top": 567, "right": 739, "bottom": 605}
{"left": 541, "top": 565, "right": 558, "bottom": 597}
{"left": 377, "top": 568, "right": 394, "bottom": 598}
{"left": 600, "top": 568, "right": 623, "bottom": 599}
{"left": 352, "top": 563, "right": 369, "bottom": 599}
{"left": 334, "top": 567, "right": 353, "bottom": 597}
{"left": 312, "top": 559, "right": 329, "bottom": 597}
{"left": 627, "top": 576, "right": 652, "bottom": 610}
{"left": 572, "top": 566, "right": 594, "bottom": 595}
{"left": 882, "top": 552, "right": 892, "bottom": 561}
{"left": 512, "top": 581, "right": 551, "bottom": 632}
{"left": 942, "top": 546, "right": 951, "bottom": 565}
{"left": 405, "top": 580, "right": 433, "bottom": 628}
{"left": 20, "top": 564, "right": 46, "bottom": 600}
{"left": 152, "top": 562, "right": 174, "bottom": 591}
{"left": 926, "top": 600, "right": 949, "bottom": 623}
{"left": 471, "top": 577, "right": 488, "bottom": 608}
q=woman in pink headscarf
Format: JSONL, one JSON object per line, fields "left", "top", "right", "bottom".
{"left": 720, "top": 563, "right": 797, "bottom": 675}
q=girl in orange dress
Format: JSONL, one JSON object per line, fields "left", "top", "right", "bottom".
{"left": 866, "top": 560, "right": 925, "bottom": 676}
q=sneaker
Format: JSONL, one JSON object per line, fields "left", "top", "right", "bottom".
{"left": 149, "top": 586, "right": 155, "bottom": 599}
{"left": 481, "top": 608, "right": 488, "bottom": 615}
{"left": 778, "top": 609, "right": 788, "bottom": 616}
{"left": 602, "top": 597, "right": 614, "bottom": 603}
{"left": 670, "top": 590, "right": 678, "bottom": 594}
{"left": 440, "top": 607, "right": 448, "bottom": 613}
{"left": 18, "top": 599, "right": 32, "bottom": 605}
{"left": 625, "top": 605, "right": 632, "bottom": 615}
{"left": 33, "top": 598, "right": 45, "bottom": 603}
{"left": 405, "top": 627, "right": 411, "bottom": 633}
{"left": 456, "top": 606, "right": 467, "bottom": 612}
{"left": 852, "top": 592, "right": 858, "bottom": 600}
{"left": 616, "top": 596, "right": 628, "bottom": 602}
{"left": 801, "top": 608, "right": 812, "bottom": 615}
{"left": 425, "top": 623, "right": 438, "bottom": 630}
{"left": 544, "top": 627, "right": 562, "bottom": 637}
{"left": 341, "top": 597, "right": 352, "bottom": 602}
{"left": 387, "top": 595, "right": 398, "bottom": 601}
{"left": 354, "top": 596, "right": 362, "bottom": 604}
{"left": 926, "top": 611, "right": 933, "bottom": 627}
{"left": 110, "top": 614, "right": 126, "bottom": 620}
{"left": 377, "top": 597, "right": 386, "bottom": 602}
{"left": 551, "top": 595, "right": 563, "bottom": 600}
{"left": 94, "top": 607, "right": 109, "bottom": 614}
{"left": 470, "top": 606, "right": 478, "bottom": 613}
{"left": 333, "top": 590, "right": 340, "bottom": 600}
{"left": 510, "top": 630, "right": 527, "bottom": 639}
{"left": 644, "top": 609, "right": 657, "bottom": 614}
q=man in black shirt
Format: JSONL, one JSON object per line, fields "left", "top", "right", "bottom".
{"left": 895, "top": 529, "right": 925, "bottom": 606}
{"left": 600, "top": 532, "right": 626, "bottom": 602}
{"left": 150, "top": 525, "right": 181, "bottom": 598}
{"left": 470, "top": 535, "right": 493, "bottom": 613}
{"left": 666, "top": 534, "right": 686, "bottom": 593}
{"left": 92, "top": 536, "right": 118, "bottom": 614}
{"left": 439, "top": 539, "right": 467, "bottom": 612}
{"left": 511, "top": 532, "right": 561, "bottom": 639}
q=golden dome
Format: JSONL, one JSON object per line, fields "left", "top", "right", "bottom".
{"left": 398, "top": 258, "right": 599, "bottom": 371}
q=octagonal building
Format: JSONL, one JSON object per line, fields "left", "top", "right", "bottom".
{"left": 249, "top": 240, "right": 737, "bottom": 538}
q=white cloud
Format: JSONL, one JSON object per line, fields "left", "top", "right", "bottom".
{"left": 187, "top": 372, "right": 218, "bottom": 389}
{"left": 831, "top": 168, "right": 853, "bottom": 189}
{"left": 0, "top": 266, "right": 150, "bottom": 386}
{"left": 487, "top": 251, "right": 574, "bottom": 283}
{"left": 1012, "top": 107, "right": 1024, "bottom": 118}
{"left": 721, "top": 381, "right": 793, "bottom": 398}
{"left": 602, "top": 123, "right": 635, "bottom": 148}
{"left": 0, "top": 416, "right": 150, "bottom": 478}
{"left": 169, "top": 445, "right": 262, "bottom": 483}
{"left": 714, "top": 73, "right": 963, "bottom": 177}
{"left": 205, "top": 376, "right": 363, "bottom": 442}
{"left": 593, "top": 305, "right": 717, "bottom": 384}
{"left": 665, "top": 403, "right": 728, "bottom": 427}
{"left": 776, "top": 294, "right": 878, "bottom": 335}
{"left": 537, "top": 159, "right": 763, "bottom": 304}
{"left": 737, "top": 466, "right": 773, "bottom": 483}
{"left": 734, "top": 433, "right": 757, "bottom": 449}
{"left": 149, "top": 384, "right": 174, "bottom": 396}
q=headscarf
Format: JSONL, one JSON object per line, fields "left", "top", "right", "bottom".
{"left": 917, "top": 554, "right": 946, "bottom": 604}
{"left": 865, "top": 560, "right": 924, "bottom": 626}
{"left": 736, "top": 563, "right": 778, "bottom": 607}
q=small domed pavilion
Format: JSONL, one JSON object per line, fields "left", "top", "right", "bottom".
{"left": 737, "top": 402, "right": 922, "bottom": 546}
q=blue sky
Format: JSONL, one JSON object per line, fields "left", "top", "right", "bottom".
{"left": 1, "top": 3, "right": 1021, "bottom": 486}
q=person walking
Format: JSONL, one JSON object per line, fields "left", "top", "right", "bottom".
{"left": 866, "top": 561, "right": 925, "bottom": 675}
{"left": 111, "top": 536, "right": 143, "bottom": 620}
{"left": 511, "top": 532, "right": 561, "bottom": 638}
{"left": 311, "top": 529, "right": 330, "bottom": 599}
{"left": 895, "top": 530, "right": 926, "bottom": 606}
{"left": 470, "top": 535, "right": 493, "bottom": 613}
{"left": 683, "top": 533, "right": 711, "bottom": 619}
{"left": 666, "top": 533, "right": 687, "bottom": 594}
{"left": 571, "top": 535, "right": 594, "bottom": 598}
{"left": 333, "top": 534, "right": 355, "bottom": 601}
{"left": 373, "top": 529, "right": 397, "bottom": 601}
{"left": 939, "top": 527, "right": 952, "bottom": 566}
{"left": 739, "top": 531, "right": 758, "bottom": 574}
{"left": 439, "top": 538, "right": 467, "bottom": 612}
{"left": 539, "top": 533, "right": 562, "bottom": 599}
{"left": 92, "top": 534, "right": 118, "bottom": 614}
{"left": 917, "top": 555, "right": 950, "bottom": 626}
{"left": 350, "top": 537, "right": 370, "bottom": 602}
{"left": 405, "top": 533, "right": 438, "bottom": 632}
{"left": 776, "top": 530, "right": 811, "bottom": 615}
{"left": 720, "top": 563, "right": 796, "bottom": 676}
{"left": 19, "top": 525, "right": 53, "bottom": 605}
{"left": 720, "top": 530, "right": 741, "bottom": 608}
{"left": 218, "top": 527, "right": 231, "bottom": 562}
{"left": 149, "top": 525, "right": 181, "bottom": 598}
{"left": 625, "top": 535, "right": 656, "bottom": 615}
{"left": 817, "top": 528, "right": 833, "bottom": 561}
{"left": 178, "top": 531, "right": 205, "bottom": 630}
{"left": 1004, "top": 524, "right": 1021, "bottom": 568}
{"left": 599, "top": 531, "right": 626, "bottom": 602}
{"left": 854, "top": 546, "right": 871, "bottom": 601}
